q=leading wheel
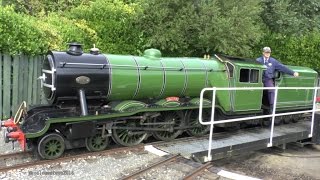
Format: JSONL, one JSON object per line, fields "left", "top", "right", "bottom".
{"left": 85, "top": 132, "right": 109, "bottom": 151}
{"left": 186, "top": 109, "right": 210, "bottom": 137}
{"left": 152, "top": 111, "right": 184, "bottom": 141}
{"left": 112, "top": 120, "right": 147, "bottom": 146}
{"left": 38, "top": 133, "right": 65, "bottom": 160}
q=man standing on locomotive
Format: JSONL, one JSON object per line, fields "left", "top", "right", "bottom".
{"left": 256, "top": 47, "right": 299, "bottom": 111}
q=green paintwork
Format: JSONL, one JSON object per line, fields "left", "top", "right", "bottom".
{"left": 155, "top": 99, "right": 180, "bottom": 107}
{"left": 104, "top": 52, "right": 226, "bottom": 102}
{"left": 181, "top": 58, "right": 207, "bottom": 97}
{"left": 104, "top": 54, "right": 138, "bottom": 100}
{"left": 143, "top": 48, "right": 162, "bottom": 59}
{"left": 158, "top": 58, "right": 186, "bottom": 97}
{"left": 189, "top": 98, "right": 211, "bottom": 106}
{"left": 203, "top": 59, "right": 231, "bottom": 112}
{"left": 276, "top": 66, "right": 318, "bottom": 108}
{"left": 232, "top": 61, "right": 264, "bottom": 111}
{"left": 228, "top": 60, "right": 318, "bottom": 112}
{"left": 134, "top": 56, "right": 163, "bottom": 99}
{"left": 113, "top": 100, "right": 147, "bottom": 112}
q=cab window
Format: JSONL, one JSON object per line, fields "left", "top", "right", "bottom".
{"left": 239, "top": 68, "right": 259, "bottom": 83}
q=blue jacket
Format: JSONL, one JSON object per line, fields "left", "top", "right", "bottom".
{"left": 256, "top": 56, "right": 294, "bottom": 81}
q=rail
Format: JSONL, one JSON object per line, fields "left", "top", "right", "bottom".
{"left": 199, "top": 86, "right": 320, "bottom": 161}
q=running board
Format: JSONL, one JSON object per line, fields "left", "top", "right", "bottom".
{"left": 154, "top": 119, "right": 317, "bottom": 163}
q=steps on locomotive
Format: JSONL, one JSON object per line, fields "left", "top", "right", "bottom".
{"left": 153, "top": 120, "right": 312, "bottom": 163}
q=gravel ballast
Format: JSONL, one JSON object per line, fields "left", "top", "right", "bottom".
{"left": 2, "top": 151, "right": 161, "bottom": 180}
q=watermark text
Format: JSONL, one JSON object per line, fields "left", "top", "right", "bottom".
{"left": 28, "top": 170, "right": 74, "bottom": 176}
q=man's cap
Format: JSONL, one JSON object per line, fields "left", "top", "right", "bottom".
{"left": 263, "top": 47, "right": 271, "bottom": 53}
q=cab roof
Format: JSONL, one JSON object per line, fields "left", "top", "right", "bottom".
{"left": 217, "top": 54, "right": 265, "bottom": 68}
{"left": 217, "top": 54, "right": 317, "bottom": 74}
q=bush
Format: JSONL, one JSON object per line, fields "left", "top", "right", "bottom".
{"left": 0, "top": 6, "right": 49, "bottom": 55}
{"left": 67, "top": 0, "right": 142, "bottom": 54}
{"left": 0, "top": 6, "right": 98, "bottom": 55}
{"left": 135, "top": 0, "right": 263, "bottom": 57}
{"left": 257, "top": 31, "right": 320, "bottom": 72}
{"left": 36, "top": 13, "right": 98, "bottom": 51}
{"left": 1, "top": 0, "right": 89, "bottom": 16}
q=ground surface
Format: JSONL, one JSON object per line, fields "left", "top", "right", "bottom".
{"left": 214, "top": 144, "right": 320, "bottom": 180}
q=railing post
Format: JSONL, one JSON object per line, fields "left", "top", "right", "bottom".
{"left": 309, "top": 87, "right": 318, "bottom": 137}
{"left": 268, "top": 87, "right": 278, "bottom": 147}
{"left": 199, "top": 89, "right": 205, "bottom": 125}
{"left": 206, "top": 88, "right": 216, "bottom": 162}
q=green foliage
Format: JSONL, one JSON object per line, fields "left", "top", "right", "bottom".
{"left": 136, "top": 0, "right": 263, "bottom": 57}
{"left": 136, "top": 0, "right": 200, "bottom": 56}
{"left": 261, "top": 0, "right": 320, "bottom": 35}
{"left": 203, "top": 0, "right": 264, "bottom": 57}
{"left": 67, "top": 0, "right": 141, "bottom": 54}
{"left": 0, "top": 6, "right": 98, "bottom": 54}
{"left": 0, "top": 6, "right": 49, "bottom": 55}
{"left": 1, "top": 0, "right": 91, "bottom": 15}
{"left": 0, "top": 0, "right": 319, "bottom": 73}
{"left": 259, "top": 31, "right": 320, "bottom": 72}
{"left": 37, "top": 13, "right": 98, "bottom": 51}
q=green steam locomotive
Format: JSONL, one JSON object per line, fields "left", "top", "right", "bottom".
{"left": 1, "top": 43, "right": 318, "bottom": 159}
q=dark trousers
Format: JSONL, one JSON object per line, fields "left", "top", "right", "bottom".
{"left": 263, "top": 79, "right": 275, "bottom": 108}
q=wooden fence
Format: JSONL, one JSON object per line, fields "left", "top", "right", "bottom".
{"left": 0, "top": 53, "right": 47, "bottom": 119}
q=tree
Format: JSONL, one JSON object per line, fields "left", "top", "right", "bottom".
{"left": 260, "top": 0, "right": 320, "bottom": 35}
{"left": 136, "top": 0, "right": 263, "bottom": 57}
{"left": 0, "top": 6, "right": 50, "bottom": 54}
{"left": 257, "top": 0, "right": 320, "bottom": 71}
{"left": 67, "top": 0, "right": 142, "bottom": 54}
{"left": 1, "top": 0, "right": 91, "bottom": 15}
{"left": 0, "top": 5, "right": 98, "bottom": 55}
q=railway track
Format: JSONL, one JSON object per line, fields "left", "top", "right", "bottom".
{"left": 120, "top": 154, "right": 181, "bottom": 180}
{"left": 0, "top": 145, "right": 144, "bottom": 173}
{"left": 0, "top": 151, "right": 32, "bottom": 160}
{"left": 0, "top": 136, "right": 217, "bottom": 179}
{"left": 0, "top": 151, "right": 34, "bottom": 170}
{"left": 119, "top": 154, "right": 217, "bottom": 180}
{"left": 183, "top": 162, "right": 214, "bottom": 180}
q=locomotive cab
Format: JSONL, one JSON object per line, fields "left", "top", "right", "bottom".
{"left": 218, "top": 56, "right": 265, "bottom": 113}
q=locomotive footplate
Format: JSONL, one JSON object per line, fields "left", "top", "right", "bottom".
{"left": 154, "top": 116, "right": 319, "bottom": 163}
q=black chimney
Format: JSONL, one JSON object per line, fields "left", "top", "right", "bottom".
{"left": 67, "top": 42, "right": 83, "bottom": 56}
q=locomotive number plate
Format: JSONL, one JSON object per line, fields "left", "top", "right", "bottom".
{"left": 76, "top": 76, "right": 91, "bottom": 84}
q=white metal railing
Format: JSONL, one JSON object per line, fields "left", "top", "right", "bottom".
{"left": 199, "top": 86, "right": 320, "bottom": 161}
